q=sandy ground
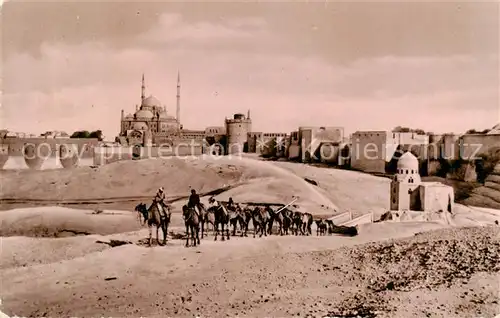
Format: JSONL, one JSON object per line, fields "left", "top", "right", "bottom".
{"left": 1, "top": 156, "right": 500, "bottom": 317}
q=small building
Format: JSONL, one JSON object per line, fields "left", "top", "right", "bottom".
{"left": 390, "top": 152, "right": 454, "bottom": 214}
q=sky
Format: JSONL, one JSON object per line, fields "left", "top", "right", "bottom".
{"left": 1, "top": 0, "right": 499, "bottom": 140}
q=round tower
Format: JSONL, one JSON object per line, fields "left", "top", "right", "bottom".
{"left": 225, "top": 113, "right": 251, "bottom": 155}
{"left": 59, "top": 143, "right": 80, "bottom": 168}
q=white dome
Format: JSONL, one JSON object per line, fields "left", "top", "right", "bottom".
{"left": 142, "top": 95, "right": 162, "bottom": 107}
{"left": 397, "top": 152, "right": 419, "bottom": 170}
{"left": 132, "top": 122, "right": 148, "bottom": 130}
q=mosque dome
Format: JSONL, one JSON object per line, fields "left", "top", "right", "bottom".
{"left": 132, "top": 122, "right": 149, "bottom": 130}
{"left": 142, "top": 95, "right": 162, "bottom": 108}
{"left": 135, "top": 109, "right": 154, "bottom": 119}
{"left": 397, "top": 152, "right": 419, "bottom": 171}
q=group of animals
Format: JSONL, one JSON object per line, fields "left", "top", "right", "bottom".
{"left": 135, "top": 197, "right": 358, "bottom": 247}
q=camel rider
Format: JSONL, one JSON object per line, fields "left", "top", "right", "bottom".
{"left": 188, "top": 189, "right": 201, "bottom": 215}
{"left": 227, "top": 197, "right": 235, "bottom": 211}
{"left": 154, "top": 187, "right": 167, "bottom": 213}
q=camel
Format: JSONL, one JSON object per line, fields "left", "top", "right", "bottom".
{"left": 251, "top": 206, "right": 270, "bottom": 238}
{"left": 301, "top": 212, "right": 313, "bottom": 235}
{"left": 199, "top": 203, "right": 215, "bottom": 239}
{"left": 266, "top": 206, "right": 288, "bottom": 236}
{"left": 135, "top": 202, "right": 171, "bottom": 247}
{"left": 208, "top": 197, "right": 230, "bottom": 241}
{"left": 281, "top": 209, "right": 292, "bottom": 235}
{"left": 291, "top": 211, "right": 304, "bottom": 235}
{"left": 224, "top": 202, "right": 243, "bottom": 237}
{"left": 135, "top": 203, "right": 148, "bottom": 225}
{"left": 239, "top": 205, "right": 253, "bottom": 237}
{"left": 182, "top": 204, "right": 200, "bottom": 247}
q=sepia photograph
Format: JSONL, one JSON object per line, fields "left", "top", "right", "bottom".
{"left": 1, "top": 1, "right": 499, "bottom": 317}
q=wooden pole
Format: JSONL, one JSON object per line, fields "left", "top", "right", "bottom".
{"left": 274, "top": 197, "right": 299, "bottom": 214}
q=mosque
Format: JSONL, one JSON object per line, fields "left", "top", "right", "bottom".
{"left": 117, "top": 73, "right": 193, "bottom": 146}
{"left": 390, "top": 151, "right": 454, "bottom": 219}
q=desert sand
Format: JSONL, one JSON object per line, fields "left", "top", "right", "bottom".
{"left": 1, "top": 156, "right": 499, "bottom": 318}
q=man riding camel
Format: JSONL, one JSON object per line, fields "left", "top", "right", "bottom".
{"left": 227, "top": 197, "right": 235, "bottom": 211}
{"left": 188, "top": 189, "right": 202, "bottom": 215}
{"left": 154, "top": 187, "right": 168, "bottom": 215}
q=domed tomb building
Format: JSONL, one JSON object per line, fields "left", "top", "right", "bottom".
{"left": 390, "top": 152, "right": 454, "bottom": 213}
{"left": 119, "top": 74, "right": 182, "bottom": 145}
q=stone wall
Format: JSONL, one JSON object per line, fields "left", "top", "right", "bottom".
{"left": 0, "top": 137, "right": 98, "bottom": 170}
{"left": 351, "top": 131, "right": 391, "bottom": 173}
{"left": 460, "top": 134, "right": 500, "bottom": 161}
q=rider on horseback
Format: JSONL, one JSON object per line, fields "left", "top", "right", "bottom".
{"left": 188, "top": 189, "right": 202, "bottom": 215}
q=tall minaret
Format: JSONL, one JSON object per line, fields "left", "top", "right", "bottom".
{"left": 176, "top": 71, "right": 181, "bottom": 125}
{"left": 247, "top": 109, "right": 251, "bottom": 119}
{"left": 141, "top": 73, "right": 145, "bottom": 101}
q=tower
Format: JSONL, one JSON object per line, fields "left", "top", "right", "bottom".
{"left": 247, "top": 109, "right": 251, "bottom": 119}
{"left": 176, "top": 71, "right": 181, "bottom": 125}
{"left": 225, "top": 113, "right": 252, "bottom": 155}
{"left": 141, "top": 74, "right": 146, "bottom": 101}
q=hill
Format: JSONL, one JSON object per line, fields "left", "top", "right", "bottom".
{"left": 463, "top": 163, "right": 500, "bottom": 209}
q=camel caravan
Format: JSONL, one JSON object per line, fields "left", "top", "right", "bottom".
{"left": 135, "top": 188, "right": 358, "bottom": 248}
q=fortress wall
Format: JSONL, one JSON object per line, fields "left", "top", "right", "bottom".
{"left": 441, "top": 134, "right": 461, "bottom": 161}
{"left": 460, "top": 134, "right": 500, "bottom": 160}
{"left": 0, "top": 138, "right": 97, "bottom": 170}
{"left": 1, "top": 138, "right": 97, "bottom": 158}
{"left": 351, "top": 131, "right": 391, "bottom": 173}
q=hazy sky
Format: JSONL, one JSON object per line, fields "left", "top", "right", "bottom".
{"left": 2, "top": 0, "right": 499, "bottom": 139}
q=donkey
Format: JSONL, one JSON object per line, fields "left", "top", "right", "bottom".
{"left": 135, "top": 202, "right": 171, "bottom": 247}
{"left": 182, "top": 204, "right": 200, "bottom": 247}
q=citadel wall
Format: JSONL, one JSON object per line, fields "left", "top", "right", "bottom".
{"left": 460, "top": 134, "right": 500, "bottom": 160}
{"left": 0, "top": 137, "right": 98, "bottom": 170}
{"left": 351, "top": 131, "right": 391, "bottom": 173}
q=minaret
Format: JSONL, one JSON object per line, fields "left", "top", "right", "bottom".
{"left": 176, "top": 71, "right": 181, "bottom": 125}
{"left": 141, "top": 73, "right": 145, "bottom": 102}
{"left": 247, "top": 109, "right": 251, "bottom": 119}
